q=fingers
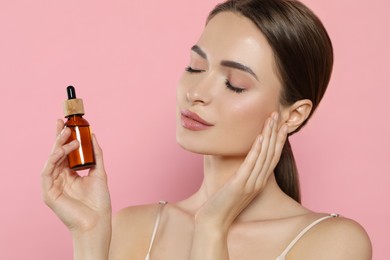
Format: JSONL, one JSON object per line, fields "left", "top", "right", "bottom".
{"left": 254, "top": 113, "right": 288, "bottom": 188}
{"left": 269, "top": 124, "right": 288, "bottom": 170}
{"left": 253, "top": 113, "right": 279, "bottom": 183}
{"left": 246, "top": 115, "right": 275, "bottom": 186}
{"left": 240, "top": 135, "right": 263, "bottom": 171}
{"left": 239, "top": 112, "right": 288, "bottom": 191}
{"left": 50, "top": 127, "right": 80, "bottom": 167}
{"left": 41, "top": 139, "right": 79, "bottom": 194}
{"left": 41, "top": 148, "right": 64, "bottom": 191}
{"left": 51, "top": 125, "right": 71, "bottom": 154}
{"left": 42, "top": 120, "right": 79, "bottom": 194}
{"left": 238, "top": 113, "right": 275, "bottom": 185}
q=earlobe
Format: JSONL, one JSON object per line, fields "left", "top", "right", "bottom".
{"left": 282, "top": 99, "right": 313, "bottom": 133}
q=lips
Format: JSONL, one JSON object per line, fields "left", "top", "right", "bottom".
{"left": 180, "top": 109, "right": 213, "bottom": 130}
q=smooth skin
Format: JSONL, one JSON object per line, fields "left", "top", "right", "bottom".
{"left": 41, "top": 11, "right": 372, "bottom": 260}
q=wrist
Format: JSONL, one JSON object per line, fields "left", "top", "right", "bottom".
{"left": 191, "top": 223, "right": 229, "bottom": 260}
{"left": 69, "top": 209, "right": 112, "bottom": 234}
{"left": 194, "top": 212, "right": 231, "bottom": 234}
{"left": 72, "top": 216, "right": 112, "bottom": 260}
{"left": 193, "top": 218, "right": 230, "bottom": 246}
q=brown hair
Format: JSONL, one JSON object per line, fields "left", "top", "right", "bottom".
{"left": 208, "top": 0, "right": 333, "bottom": 203}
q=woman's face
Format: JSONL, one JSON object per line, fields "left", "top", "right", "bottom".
{"left": 176, "top": 11, "right": 284, "bottom": 157}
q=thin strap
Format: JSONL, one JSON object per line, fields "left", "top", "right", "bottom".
{"left": 145, "top": 201, "right": 168, "bottom": 260}
{"left": 276, "top": 213, "right": 339, "bottom": 260}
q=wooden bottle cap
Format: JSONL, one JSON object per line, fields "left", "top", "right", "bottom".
{"left": 63, "top": 98, "right": 85, "bottom": 117}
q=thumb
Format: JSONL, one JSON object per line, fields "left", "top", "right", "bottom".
{"left": 90, "top": 133, "right": 107, "bottom": 180}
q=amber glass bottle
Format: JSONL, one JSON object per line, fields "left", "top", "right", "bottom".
{"left": 63, "top": 86, "right": 96, "bottom": 171}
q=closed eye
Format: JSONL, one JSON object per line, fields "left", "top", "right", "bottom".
{"left": 185, "top": 66, "right": 206, "bottom": 73}
{"left": 225, "top": 79, "right": 245, "bottom": 93}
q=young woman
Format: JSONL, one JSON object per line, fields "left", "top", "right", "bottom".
{"left": 41, "top": 0, "right": 372, "bottom": 259}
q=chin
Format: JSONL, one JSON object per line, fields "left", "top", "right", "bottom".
{"left": 175, "top": 122, "right": 256, "bottom": 157}
{"left": 175, "top": 133, "right": 249, "bottom": 158}
{"left": 176, "top": 133, "right": 208, "bottom": 155}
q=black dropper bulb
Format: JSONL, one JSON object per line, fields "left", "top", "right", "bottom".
{"left": 67, "top": 85, "right": 76, "bottom": 99}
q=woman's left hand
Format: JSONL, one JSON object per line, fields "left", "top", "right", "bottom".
{"left": 194, "top": 112, "right": 288, "bottom": 231}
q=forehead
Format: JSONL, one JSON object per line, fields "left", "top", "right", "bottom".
{"left": 196, "top": 11, "right": 279, "bottom": 86}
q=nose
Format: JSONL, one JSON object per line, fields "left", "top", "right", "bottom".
{"left": 186, "top": 76, "right": 213, "bottom": 105}
{"left": 186, "top": 91, "right": 210, "bottom": 105}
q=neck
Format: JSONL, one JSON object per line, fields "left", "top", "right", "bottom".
{"left": 181, "top": 154, "right": 303, "bottom": 221}
{"left": 201, "top": 154, "right": 244, "bottom": 197}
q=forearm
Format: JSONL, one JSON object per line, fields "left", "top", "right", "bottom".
{"left": 190, "top": 222, "right": 229, "bottom": 260}
{"left": 72, "top": 218, "right": 112, "bottom": 260}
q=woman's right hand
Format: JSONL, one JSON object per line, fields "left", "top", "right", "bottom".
{"left": 41, "top": 119, "right": 112, "bottom": 234}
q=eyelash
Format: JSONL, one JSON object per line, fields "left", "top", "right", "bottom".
{"left": 185, "top": 66, "right": 245, "bottom": 94}
{"left": 185, "top": 66, "right": 205, "bottom": 73}
{"left": 225, "top": 79, "right": 245, "bottom": 93}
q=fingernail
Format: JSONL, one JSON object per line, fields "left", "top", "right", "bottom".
{"left": 273, "top": 113, "right": 279, "bottom": 121}
{"left": 269, "top": 118, "right": 274, "bottom": 128}
{"left": 60, "top": 127, "right": 67, "bottom": 136}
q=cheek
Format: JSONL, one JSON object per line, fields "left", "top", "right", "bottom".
{"left": 176, "top": 75, "right": 189, "bottom": 108}
{"left": 228, "top": 95, "right": 275, "bottom": 131}
{"left": 217, "top": 93, "right": 279, "bottom": 154}
{"left": 176, "top": 75, "right": 185, "bottom": 97}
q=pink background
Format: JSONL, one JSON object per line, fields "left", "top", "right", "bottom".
{"left": 0, "top": 0, "right": 388, "bottom": 259}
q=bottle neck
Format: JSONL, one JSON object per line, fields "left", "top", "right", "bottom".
{"left": 65, "top": 114, "right": 89, "bottom": 126}
{"left": 66, "top": 114, "right": 84, "bottom": 119}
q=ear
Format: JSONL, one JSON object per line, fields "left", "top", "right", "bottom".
{"left": 280, "top": 99, "right": 313, "bottom": 134}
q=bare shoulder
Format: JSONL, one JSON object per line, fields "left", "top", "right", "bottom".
{"left": 290, "top": 214, "right": 372, "bottom": 260}
{"left": 114, "top": 203, "right": 158, "bottom": 224}
{"left": 319, "top": 215, "right": 372, "bottom": 258}
{"left": 109, "top": 203, "right": 161, "bottom": 260}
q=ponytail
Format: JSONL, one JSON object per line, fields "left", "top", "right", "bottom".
{"left": 274, "top": 137, "right": 301, "bottom": 203}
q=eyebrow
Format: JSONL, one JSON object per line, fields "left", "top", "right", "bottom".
{"left": 190, "top": 45, "right": 259, "bottom": 81}
{"left": 191, "top": 45, "right": 207, "bottom": 59}
{"left": 220, "top": 60, "right": 259, "bottom": 81}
